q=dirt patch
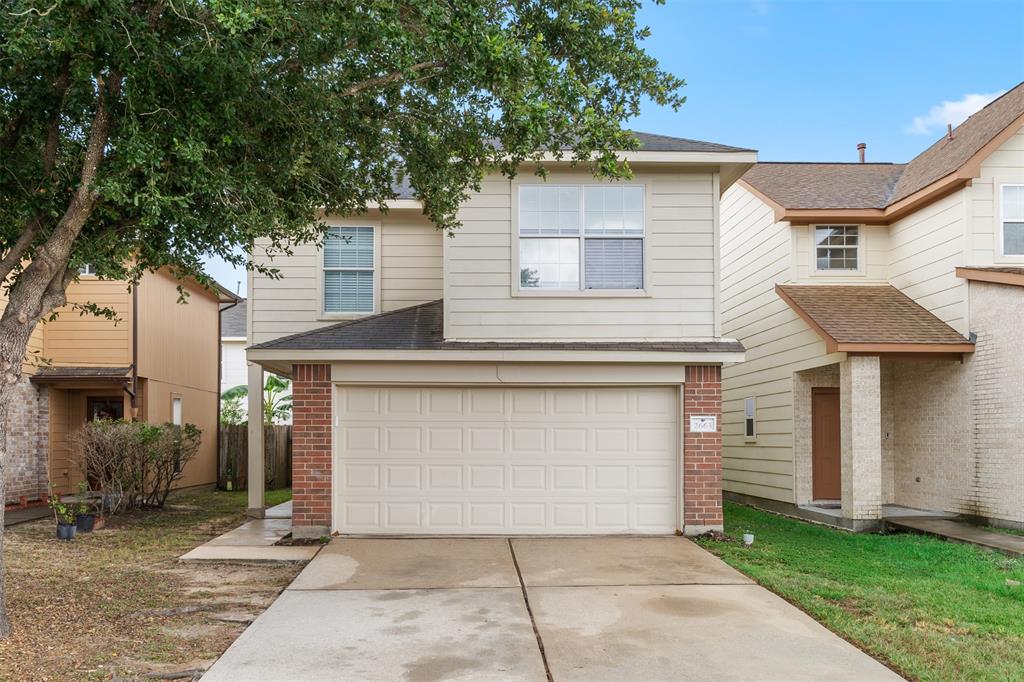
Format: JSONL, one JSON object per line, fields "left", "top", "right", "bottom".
{"left": 274, "top": 533, "right": 328, "bottom": 547}
{"left": 692, "top": 530, "right": 733, "bottom": 543}
{"left": 0, "top": 489, "right": 302, "bottom": 681}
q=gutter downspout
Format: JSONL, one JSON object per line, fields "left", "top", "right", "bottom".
{"left": 125, "top": 282, "right": 139, "bottom": 420}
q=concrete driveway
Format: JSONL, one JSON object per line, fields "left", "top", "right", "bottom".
{"left": 202, "top": 537, "right": 901, "bottom": 681}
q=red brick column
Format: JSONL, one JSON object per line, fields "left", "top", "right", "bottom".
{"left": 291, "top": 364, "right": 332, "bottom": 538}
{"left": 683, "top": 365, "right": 723, "bottom": 534}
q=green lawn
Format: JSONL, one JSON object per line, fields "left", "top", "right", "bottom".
{"left": 697, "top": 502, "right": 1024, "bottom": 682}
{"left": 222, "top": 487, "right": 293, "bottom": 509}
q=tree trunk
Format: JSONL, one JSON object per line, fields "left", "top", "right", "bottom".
{"left": 0, "top": 305, "right": 38, "bottom": 639}
{"left": 0, "top": 69, "right": 120, "bottom": 640}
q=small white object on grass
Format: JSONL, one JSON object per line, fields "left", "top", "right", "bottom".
{"left": 742, "top": 532, "right": 755, "bottom": 547}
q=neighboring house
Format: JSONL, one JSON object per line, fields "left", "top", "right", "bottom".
{"left": 245, "top": 132, "right": 757, "bottom": 538}
{"left": 221, "top": 298, "right": 248, "bottom": 395}
{"left": 720, "top": 84, "right": 1024, "bottom": 530}
{"left": 219, "top": 298, "right": 292, "bottom": 424}
{"left": 2, "top": 268, "right": 237, "bottom": 504}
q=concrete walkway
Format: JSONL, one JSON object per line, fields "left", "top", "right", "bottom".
{"left": 887, "top": 516, "right": 1024, "bottom": 557}
{"left": 202, "top": 537, "right": 902, "bottom": 681}
{"left": 180, "top": 500, "right": 320, "bottom": 562}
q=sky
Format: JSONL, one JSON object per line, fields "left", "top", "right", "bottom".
{"left": 202, "top": 0, "right": 1024, "bottom": 296}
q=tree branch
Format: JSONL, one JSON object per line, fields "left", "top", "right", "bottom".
{"left": 341, "top": 61, "right": 443, "bottom": 97}
{"left": 40, "top": 59, "right": 72, "bottom": 183}
{"left": 0, "top": 218, "right": 41, "bottom": 282}
{"left": 2, "top": 70, "right": 122, "bottom": 327}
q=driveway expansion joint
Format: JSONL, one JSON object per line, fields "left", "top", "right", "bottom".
{"left": 508, "top": 538, "right": 554, "bottom": 682}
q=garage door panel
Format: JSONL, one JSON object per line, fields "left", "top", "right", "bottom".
{"left": 335, "top": 386, "right": 678, "bottom": 535}
{"left": 337, "top": 498, "right": 679, "bottom": 534}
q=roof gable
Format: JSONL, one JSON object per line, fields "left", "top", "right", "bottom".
{"left": 740, "top": 82, "right": 1024, "bottom": 217}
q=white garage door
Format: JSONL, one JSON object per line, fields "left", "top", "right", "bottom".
{"left": 334, "top": 385, "right": 679, "bottom": 535}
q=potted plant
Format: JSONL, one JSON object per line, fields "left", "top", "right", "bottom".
{"left": 48, "top": 489, "right": 77, "bottom": 541}
{"left": 75, "top": 481, "right": 97, "bottom": 533}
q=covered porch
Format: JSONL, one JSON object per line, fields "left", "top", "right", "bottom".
{"left": 778, "top": 284, "right": 975, "bottom": 530}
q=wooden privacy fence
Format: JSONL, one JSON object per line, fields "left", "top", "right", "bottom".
{"left": 218, "top": 424, "right": 292, "bottom": 491}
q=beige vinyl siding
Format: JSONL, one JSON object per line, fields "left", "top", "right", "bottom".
{"left": 887, "top": 189, "right": 969, "bottom": 336}
{"left": 792, "top": 224, "right": 889, "bottom": 282}
{"left": 250, "top": 211, "right": 443, "bottom": 345}
{"left": 143, "top": 379, "right": 218, "bottom": 488}
{"left": 48, "top": 387, "right": 129, "bottom": 494}
{"left": 44, "top": 278, "right": 132, "bottom": 367}
{"left": 136, "top": 270, "right": 220, "bottom": 393}
{"left": 719, "top": 184, "right": 840, "bottom": 503}
{"left": 444, "top": 168, "right": 718, "bottom": 341}
{"left": 965, "top": 127, "right": 1024, "bottom": 266}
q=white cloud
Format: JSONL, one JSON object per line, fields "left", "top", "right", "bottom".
{"left": 906, "top": 91, "right": 1006, "bottom": 135}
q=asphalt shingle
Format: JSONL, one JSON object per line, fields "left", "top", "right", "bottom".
{"left": 249, "top": 300, "right": 744, "bottom": 354}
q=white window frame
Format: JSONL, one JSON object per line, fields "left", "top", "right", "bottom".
{"left": 512, "top": 182, "right": 651, "bottom": 297}
{"left": 318, "top": 219, "right": 382, "bottom": 320}
{"left": 744, "top": 396, "right": 756, "bottom": 442}
{"left": 78, "top": 264, "right": 97, "bottom": 276}
{"left": 998, "top": 183, "right": 1024, "bottom": 261}
{"left": 811, "top": 224, "right": 863, "bottom": 275}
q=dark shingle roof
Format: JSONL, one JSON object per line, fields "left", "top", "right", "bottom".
{"left": 777, "top": 285, "right": 971, "bottom": 347}
{"left": 960, "top": 266, "right": 1024, "bottom": 276}
{"left": 250, "top": 300, "right": 744, "bottom": 354}
{"left": 743, "top": 163, "right": 905, "bottom": 209}
{"left": 627, "top": 131, "right": 754, "bottom": 153}
{"left": 221, "top": 300, "right": 247, "bottom": 338}
{"left": 743, "top": 83, "right": 1024, "bottom": 210}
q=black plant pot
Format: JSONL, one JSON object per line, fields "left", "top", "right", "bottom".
{"left": 56, "top": 522, "right": 77, "bottom": 541}
{"left": 76, "top": 513, "right": 96, "bottom": 533}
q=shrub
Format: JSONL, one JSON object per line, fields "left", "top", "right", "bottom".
{"left": 74, "top": 420, "right": 202, "bottom": 513}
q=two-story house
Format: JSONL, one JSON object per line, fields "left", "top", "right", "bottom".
{"left": 720, "top": 84, "right": 1024, "bottom": 531}
{"left": 244, "top": 132, "right": 756, "bottom": 538}
{"left": 3, "top": 268, "right": 236, "bottom": 505}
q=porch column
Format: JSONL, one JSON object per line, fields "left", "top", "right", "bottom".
{"left": 291, "top": 363, "right": 332, "bottom": 539}
{"left": 246, "top": 362, "right": 265, "bottom": 516}
{"left": 682, "top": 365, "right": 724, "bottom": 535}
{"left": 840, "top": 355, "right": 882, "bottom": 521}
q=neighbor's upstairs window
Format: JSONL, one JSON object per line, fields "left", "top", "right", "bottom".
{"left": 519, "top": 185, "right": 644, "bottom": 290}
{"left": 323, "top": 226, "right": 374, "bottom": 313}
{"left": 815, "top": 225, "right": 859, "bottom": 271}
{"left": 1002, "top": 184, "right": 1024, "bottom": 256}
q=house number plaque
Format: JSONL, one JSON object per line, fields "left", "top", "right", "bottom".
{"left": 689, "top": 415, "right": 717, "bottom": 433}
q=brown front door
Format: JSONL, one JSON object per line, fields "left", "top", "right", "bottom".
{"left": 811, "top": 387, "right": 841, "bottom": 500}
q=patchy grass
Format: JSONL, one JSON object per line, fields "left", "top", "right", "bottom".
{"left": 697, "top": 502, "right": 1024, "bottom": 682}
{"left": 0, "top": 488, "right": 300, "bottom": 681}
{"left": 986, "top": 525, "right": 1024, "bottom": 538}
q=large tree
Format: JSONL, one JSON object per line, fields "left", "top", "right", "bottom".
{"left": 0, "top": 0, "right": 683, "bottom": 636}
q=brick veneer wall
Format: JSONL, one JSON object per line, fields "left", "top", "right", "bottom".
{"left": 4, "top": 377, "right": 49, "bottom": 506}
{"left": 683, "top": 365, "right": 723, "bottom": 533}
{"left": 967, "top": 281, "right": 1024, "bottom": 525}
{"left": 291, "top": 364, "right": 332, "bottom": 537}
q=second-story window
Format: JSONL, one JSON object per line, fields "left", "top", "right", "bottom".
{"left": 323, "top": 226, "right": 374, "bottom": 313}
{"left": 1002, "top": 184, "right": 1024, "bottom": 256}
{"left": 814, "top": 225, "right": 859, "bottom": 271}
{"left": 78, "top": 264, "right": 97, "bottom": 276}
{"left": 519, "top": 185, "right": 644, "bottom": 290}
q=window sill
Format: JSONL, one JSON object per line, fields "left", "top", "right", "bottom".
{"left": 809, "top": 269, "right": 865, "bottom": 277}
{"left": 317, "top": 311, "right": 376, "bottom": 322}
{"left": 512, "top": 288, "right": 652, "bottom": 298}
